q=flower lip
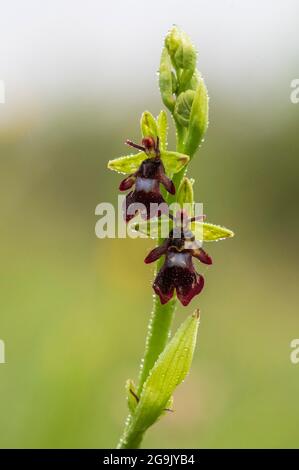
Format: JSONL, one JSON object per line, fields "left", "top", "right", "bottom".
{"left": 153, "top": 255, "right": 205, "bottom": 306}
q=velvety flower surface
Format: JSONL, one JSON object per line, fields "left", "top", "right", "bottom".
{"left": 120, "top": 137, "right": 175, "bottom": 222}
{"left": 145, "top": 225, "right": 212, "bottom": 306}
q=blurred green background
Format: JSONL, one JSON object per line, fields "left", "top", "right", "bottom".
{"left": 0, "top": 0, "right": 299, "bottom": 448}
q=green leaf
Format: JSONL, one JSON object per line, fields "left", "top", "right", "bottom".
{"left": 156, "top": 110, "right": 168, "bottom": 151}
{"left": 192, "top": 222, "right": 234, "bottom": 241}
{"left": 140, "top": 111, "right": 158, "bottom": 139}
{"left": 126, "top": 379, "right": 174, "bottom": 417}
{"left": 159, "top": 47, "right": 175, "bottom": 112}
{"left": 174, "top": 90, "right": 195, "bottom": 127}
{"left": 177, "top": 177, "right": 194, "bottom": 208}
{"left": 126, "top": 379, "right": 139, "bottom": 414}
{"left": 132, "top": 216, "right": 172, "bottom": 239}
{"left": 161, "top": 150, "right": 189, "bottom": 175}
{"left": 184, "top": 78, "right": 209, "bottom": 157}
{"left": 126, "top": 310, "right": 200, "bottom": 435}
{"left": 107, "top": 152, "right": 145, "bottom": 174}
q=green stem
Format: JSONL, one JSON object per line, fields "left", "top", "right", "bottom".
{"left": 117, "top": 121, "right": 187, "bottom": 449}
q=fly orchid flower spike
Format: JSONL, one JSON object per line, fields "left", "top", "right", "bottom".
{"left": 108, "top": 111, "right": 190, "bottom": 222}
{"left": 115, "top": 27, "right": 235, "bottom": 450}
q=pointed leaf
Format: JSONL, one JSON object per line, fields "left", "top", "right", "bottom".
{"left": 107, "top": 152, "right": 145, "bottom": 174}
{"left": 157, "top": 110, "right": 168, "bottom": 151}
{"left": 192, "top": 221, "right": 234, "bottom": 241}
{"left": 184, "top": 77, "right": 209, "bottom": 157}
{"left": 161, "top": 150, "right": 189, "bottom": 175}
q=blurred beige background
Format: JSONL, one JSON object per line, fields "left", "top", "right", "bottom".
{"left": 0, "top": 0, "right": 299, "bottom": 448}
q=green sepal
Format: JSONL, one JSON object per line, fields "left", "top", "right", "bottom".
{"left": 141, "top": 111, "right": 158, "bottom": 139}
{"left": 177, "top": 177, "right": 194, "bottom": 208}
{"left": 161, "top": 150, "right": 189, "bottom": 175}
{"left": 107, "top": 152, "right": 145, "bottom": 174}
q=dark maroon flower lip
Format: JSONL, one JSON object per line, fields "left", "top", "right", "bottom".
{"left": 144, "top": 217, "right": 212, "bottom": 306}
{"left": 119, "top": 137, "right": 175, "bottom": 222}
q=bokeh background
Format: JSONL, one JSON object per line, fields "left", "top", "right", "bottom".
{"left": 1, "top": 0, "right": 299, "bottom": 448}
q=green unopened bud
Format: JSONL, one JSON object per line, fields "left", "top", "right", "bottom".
{"left": 165, "top": 26, "right": 196, "bottom": 90}
{"left": 174, "top": 90, "right": 195, "bottom": 127}
{"left": 140, "top": 111, "right": 158, "bottom": 139}
{"left": 177, "top": 177, "right": 194, "bottom": 207}
{"left": 159, "top": 47, "right": 176, "bottom": 112}
{"left": 184, "top": 77, "right": 209, "bottom": 157}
